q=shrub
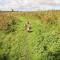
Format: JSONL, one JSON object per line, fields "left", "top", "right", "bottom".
{"left": 4, "top": 17, "right": 17, "bottom": 33}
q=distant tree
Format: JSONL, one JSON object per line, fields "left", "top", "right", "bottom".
{"left": 12, "top": 9, "right": 14, "bottom": 12}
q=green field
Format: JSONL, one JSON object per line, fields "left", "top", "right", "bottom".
{"left": 0, "top": 11, "right": 60, "bottom": 60}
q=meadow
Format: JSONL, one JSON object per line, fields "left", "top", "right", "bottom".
{"left": 0, "top": 10, "right": 60, "bottom": 60}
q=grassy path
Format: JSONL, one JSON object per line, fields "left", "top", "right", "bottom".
{"left": 0, "top": 14, "right": 60, "bottom": 60}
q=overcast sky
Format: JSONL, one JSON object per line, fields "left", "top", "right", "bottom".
{"left": 0, "top": 0, "right": 60, "bottom": 11}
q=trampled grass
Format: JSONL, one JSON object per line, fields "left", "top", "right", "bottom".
{"left": 0, "top": 11, "right": 60, "bottom": 60}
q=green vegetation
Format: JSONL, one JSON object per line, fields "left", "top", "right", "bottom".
{"left": 0, "top": 10, "right": 60, "bottom": 60}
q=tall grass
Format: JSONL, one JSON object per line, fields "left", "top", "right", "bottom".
{"left": 0, "top": 10, "right": 60, "bottom": 60}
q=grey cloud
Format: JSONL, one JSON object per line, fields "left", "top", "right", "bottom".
{"left": 0, "top": 0, "right": 60, "bottom": 11}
